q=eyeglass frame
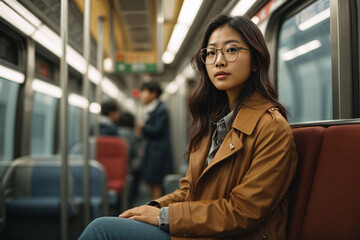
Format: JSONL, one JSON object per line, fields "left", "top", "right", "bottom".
{"left": 199, "top": 45, "right": 250, "bottom": 65}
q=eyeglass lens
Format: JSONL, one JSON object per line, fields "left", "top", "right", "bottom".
{"left": 201, "top": 45, "right": 241, "bottom": 64}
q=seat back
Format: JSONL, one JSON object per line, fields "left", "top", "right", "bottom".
{"left": 300, "top": 124, "right": 360, "bottom": 240}
{"left": 288, "top": 126, "right": 325, "bottom": 240}
{"left": 96, "top": 137, "right": 128, "bottom": 194}
{"left": 69, "top": 158, "right": 108, "bottom": 218}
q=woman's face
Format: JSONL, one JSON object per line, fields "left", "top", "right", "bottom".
{"left": 205, "top": 25, "right": 255, "bottom": 101}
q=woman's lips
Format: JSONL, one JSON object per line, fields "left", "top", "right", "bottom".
{"left": 215, "top": 71, "right": 230, "bottom": 80}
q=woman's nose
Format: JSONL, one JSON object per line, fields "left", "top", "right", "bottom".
{"left": 215, "top": 50, "right": 227, "bottom": 67}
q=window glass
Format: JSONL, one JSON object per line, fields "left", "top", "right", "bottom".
{"left": 30, "top": 92, "right": 58, "bottom": 155}
{"left": 0, "top": 77, "right": 19, "bottom": 162}
{"left": 68, "top": 104, "right": 82, "bottom": 148}
{"left": 277, "top": 0, "right": 331, "bottom": 123}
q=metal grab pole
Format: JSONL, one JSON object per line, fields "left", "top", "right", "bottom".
{"left": 95, "top": 16, "right": 105, "bottom": 137}
{"left": 60, "top": 0, "right": 69, "bottom": 240}
{"left": 82, "top": 0, "right": 91, "bottom": 227}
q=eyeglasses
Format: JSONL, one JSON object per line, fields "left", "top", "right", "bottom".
{"left": 199, "top": 44, "right": 250, "bottom": 65}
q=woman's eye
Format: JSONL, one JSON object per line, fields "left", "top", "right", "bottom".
{"left": 226, "top": 47, "right": 238, "bottom": 53}
{"left": 207, "top": 50, "right": 216, "bottom": 56}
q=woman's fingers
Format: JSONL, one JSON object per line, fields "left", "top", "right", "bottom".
{"left": 119, "top": 205, "right": 160, "bottom": 226}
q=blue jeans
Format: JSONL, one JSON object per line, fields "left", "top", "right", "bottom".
{"left": 78, "top": 217, "right": 170, "bottom": 240}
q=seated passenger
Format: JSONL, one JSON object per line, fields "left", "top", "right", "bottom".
{"left": 92, "top": 99, "right": 121, "bottom": 136}
{"left": 78, "top": 15, "right": 298, "bottom": 240}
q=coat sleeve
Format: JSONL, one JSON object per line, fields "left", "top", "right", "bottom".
{"left": 154, "top": 166, "right": 191, "bottom": 207}
{"left": 168, "top": 112, "right": 298, "bottom": 238}
{"left": 142, "top": 104, "right": 169, "bottom": 138}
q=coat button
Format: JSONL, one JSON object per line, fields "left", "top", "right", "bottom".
{"left": 262, "top": 234, "right": 268, "bottom": 239}
{"left": 229, "top": 142, "right": 234, "bottom": 150}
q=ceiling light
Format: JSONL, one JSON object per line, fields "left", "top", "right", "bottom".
{"left": 103, "top": 58, "right": 113, "bottom": 72}
{"left": 165, "top": 81, "right": 179, "bottom": 94}
{"left": 177, "top": 0, "right": 202, "bottom": 26}
{"left": 0, "top": 2, "right": 36, "bottom": 36}
{"left": 101, "top": 77, "right": 119, "bottom": 98}
{"left": 67, "top": 46, "right": 86, "bottom": 74}
{"left": 88, "top": 65, "right": 101, "bottom": 84}
{"left": 251, "top": 16, "right": 260, "bottom": 25}
{"left": 299, "top": 8, "right": 330, "bottom": 31}
{"left": 282, "top": 40, "right": 321, "bottom": 61}
{"left": 162, "top": 51, "right": 175, "bottom": 64}
{"left": 0, "top": 64, "right": 25, "bottom": 84}
{"left": 167, "top": 23, "right": 189, "bottom": 54}
{"left": 32, "top": 78, "right": 62, "bottom": 98}
{"left": 230, "top": 0, "right": 257, "bottom": 16}
{"left": 32, "top": 27, "right": 62, "bottom": 57}
{"left": 162, "top": 0, "right": 203, "bottom": 64}
{"left": 89, "top": 102, "right": 101, "bottom": 114}
{"left": 4, "top": 0, "right": 41, "bottom": 27}
{"left": 68, "top": 93, "right": 89, "bottom": 109}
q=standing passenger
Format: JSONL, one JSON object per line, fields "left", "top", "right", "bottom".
{"left": 136, "top": 81, "right": 173, "bottom": 200}
{"left": 78, "top": 15, "right": 298, "bottom": 240}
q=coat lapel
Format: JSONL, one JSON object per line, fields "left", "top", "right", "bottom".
{"left": 197, "top": 92, "right": 274, "bottom": 180}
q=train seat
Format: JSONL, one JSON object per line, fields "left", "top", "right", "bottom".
{"left": 3, "top": 158, "right": 78, "bottom": 218}
{"left": 2, "top": 157, "right": 79, "bottom": 239}
{"left": 288, "top": 124, "right": 360, "bottom": 240}
{"left": 69, "top": 159, "right": 108, "bottom": 219}
{"left": 96, "top": 136, "right": 128, "bottom": 212}
{"left": 0, "top": 179, "right": 5, "bottom": 234}
{"left": 69, "top": 158, "right": 108, "bottom": 219}
{"left": 300, "top": 124, "right": 360, "bottom": 239}
{"left": 288, "top": 126, "right": 325, "bottom": 239}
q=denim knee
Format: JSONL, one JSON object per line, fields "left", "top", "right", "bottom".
{"left": 78, "top": 217, "right": 170, "bottom": 240}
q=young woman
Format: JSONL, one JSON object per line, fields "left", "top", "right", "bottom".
{"left": 78, "top": 15, "right": 297, "bottom": 240}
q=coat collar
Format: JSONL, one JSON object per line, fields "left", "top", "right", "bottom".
{"left": 232, "top": 92, "right": 273, "bottom": 136}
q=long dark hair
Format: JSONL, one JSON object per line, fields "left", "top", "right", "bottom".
{"left": 186, "top": 15, "right": 286, "bottom": 156}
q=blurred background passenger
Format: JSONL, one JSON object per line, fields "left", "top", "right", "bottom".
{"left": 136, "top": 81, "right": 173, "bottom": 200}
{"left": 117, "top": 111, "right": 142, "bottom": 205}
{"left": 95, "top": 99, "right": 121, "bottom": 136}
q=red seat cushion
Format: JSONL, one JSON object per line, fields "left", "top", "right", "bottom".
{"left": 301, "top": 125, "right": 360, "bottom": 240}
{"left": 96, "top": 137, "right": 128, "bottom": 195}
{"left": 288, "top": 126, "right": 325, "bottom": 240}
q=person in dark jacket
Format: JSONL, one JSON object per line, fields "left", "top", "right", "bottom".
{"left": 98, "top": 99, "right": 120, "bottom": 136}
{"left": 136, "top": 81, "right": 173, "bottom": 200}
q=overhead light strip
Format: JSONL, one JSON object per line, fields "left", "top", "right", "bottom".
{"left": 162, "top": 0, "right": 203, "bottom": 64}
{"left": 68, "top": 93, "right": 89, "bottom": 109}
{"left": 0, "top": 64, "right": 25, "bottom": 84}
{"left": 230, "top": 0, "right": 257, "bottom": 16}
{"left": 1, "top": 1, "right": 100, "bottom": 85}
{"left": 0, "top": 2, "right": 36, "bottom": 36}
{"left": 32, "top": 78, "right": 62, "bottom": 98}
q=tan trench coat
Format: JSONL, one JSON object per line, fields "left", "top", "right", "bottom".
{"left": 155, "top": 92, "right": 298, "bottom": 240}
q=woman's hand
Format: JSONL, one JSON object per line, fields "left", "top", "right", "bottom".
{"left": 119, "top": 205, "right": 160, "bottom": 226}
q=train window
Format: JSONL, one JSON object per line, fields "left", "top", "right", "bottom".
{"left": 68, "top": 104, "right": 82, "bottom": 148}
{"left": 0, "top": 77, "right": 19, "bottom": 162}
{"left": 30, "top": 92, "right": 58, "bottom": 155}
{"left": 277, "top": 0, "right": 331, "bottom": 123}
